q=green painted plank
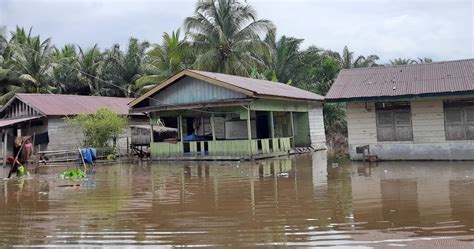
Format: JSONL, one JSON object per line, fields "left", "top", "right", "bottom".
{"left": 250, "top": 99, "right": 317, "bottom": 112}
{"left": 190, "top": 142, "right": 197, "bottom": 156}
{"left": 262, "top": 139, "right": 270, "bottom": 154}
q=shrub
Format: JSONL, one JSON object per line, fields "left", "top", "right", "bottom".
{"left": 66, "top": 108, "right": 128, "bottom": 148}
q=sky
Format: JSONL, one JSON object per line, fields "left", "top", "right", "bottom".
{"left": 0, "top": 0, "right": 473, "bottom": 63}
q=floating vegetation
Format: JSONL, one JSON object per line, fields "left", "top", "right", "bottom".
{"left": 61, "top": 169, "right": 86, "bottom": 180}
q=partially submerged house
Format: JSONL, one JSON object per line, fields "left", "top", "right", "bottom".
{"left": 0, "top": 93, "right": 146, "bottom": 162}
{"left": 326, "top": 59, "right": 474, "bottom": 160}
{"left": 129, "top": 70, "right": 326, "bottom": 160}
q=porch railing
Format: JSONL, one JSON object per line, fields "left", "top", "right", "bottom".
{"left": 150, "top": 137, "right": 292, "bottom": 158}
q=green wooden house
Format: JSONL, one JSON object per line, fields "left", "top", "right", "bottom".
{"left": 129, "top": 70, "right": 326, "bottom": 160}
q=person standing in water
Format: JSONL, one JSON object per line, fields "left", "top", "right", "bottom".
{"left": 22, "top": 138, "right": 33, "bottom": 167}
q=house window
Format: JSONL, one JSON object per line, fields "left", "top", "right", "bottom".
{"left": 376, "top": 102, "right": 413, "bottom": 141}
{"left": 444, "top": 100, "right": 474, "bottom": 140}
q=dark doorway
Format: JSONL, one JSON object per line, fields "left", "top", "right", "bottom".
{"left": 186, "top": 117, "right": 194, "bottom": 135}
{"left": 256, "top": 111, "right": 270, "bottom": 138}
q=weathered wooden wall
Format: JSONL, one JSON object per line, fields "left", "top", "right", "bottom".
{"left": 149, "top": 77, "right": 246, "bottom": 107}
{"left": 47, "top": 118, "right": 140, "bottom": 155}
{"left": 346, "top": 99, "right": 474, "bottom": 160}
{"left": 47, "top": 118, "right": 83, "bottom": 151}
{"left": 293, "top": 112, "right": 311, "bottom": 147}
{"left": 308, "top": 104, "right": 326, "bottom": 150}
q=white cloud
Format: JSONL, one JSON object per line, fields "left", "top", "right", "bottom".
{"left": 1, "top": 0, "right": 472, "bottom": 62}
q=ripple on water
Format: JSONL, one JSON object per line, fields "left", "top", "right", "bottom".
{"left": 0, "top": 153, "right": 474, "bottom": 247}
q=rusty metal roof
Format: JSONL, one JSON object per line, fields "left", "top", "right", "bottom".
{"left": 15, "top": 94, "right": 135, "bottom": 116}
{"left": 326, "top": 59, "right": 474, "bottom": 102}
{"left": 129, "top": 70, "right": 323, "bottom": 108}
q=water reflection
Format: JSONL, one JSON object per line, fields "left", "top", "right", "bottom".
{"left": 0, "top": 153, "right": 473, "bottom": 247}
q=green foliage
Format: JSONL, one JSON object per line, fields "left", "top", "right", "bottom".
{"left": 338, "top": 45, "right": 380, "bottom": 69}
{"left": 390, "top": 58, "right": 416, "bottom": 65}
{"left": 390, "top": 57, "right": 433, "bottom": 65}
{"left": 61, "top": 168, "right": 86, "bottom": 180}
{"left": 66, "top": 108, "right": 128, "bottom": 148}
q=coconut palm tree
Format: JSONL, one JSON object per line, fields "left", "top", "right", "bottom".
{"left": 10, "top": 27, "right": 54, "bottom": 93}
{"left": 390, "top": 58, "right": 416, "bottom": 65}
{"left": 263, "top": 30, "right": 303, "bottom": 83}
{"left": 136, "top": 29, "right": 193, "bottom": 92}
{"left": 50, "top": 44, "right": 90, "bottom": 94}
{"left": 0, "top": 26, "right": 23, "bottom": 104}
{"left": 102, "top": 38, "right": 149, "bottom": 97}
{"left": 338, "top": 46, "right": 379, "bottom": 69}
{"left": 417, "top": 57, "right": 433, "bottom": 64}
{"left": 184, "top": 0, "right": 274, "bottom": 76}
{"left": 77, "top": 45, "right": 104, "bottom": 95}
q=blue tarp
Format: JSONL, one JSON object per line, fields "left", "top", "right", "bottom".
{"left": 89, "top": 148, "right": 97, "bottom": 160}
{"left": 81, "top": 148, "right": 94, "bottom": 164}
{"left": 184, "top": 134, "right": 208, "bottom": 141}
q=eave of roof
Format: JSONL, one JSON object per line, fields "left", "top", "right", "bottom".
{"left": 326, "top": 90, "right": 474, "bottom": 103}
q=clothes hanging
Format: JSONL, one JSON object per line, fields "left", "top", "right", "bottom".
{"left": 33, "top": 132, "right": 49, "bottom": 145}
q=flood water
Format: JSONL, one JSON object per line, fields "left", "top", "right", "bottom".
{"left": 1, "top": 152, "right": 474, "bottom": 248}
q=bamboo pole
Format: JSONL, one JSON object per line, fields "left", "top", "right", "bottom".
{"left": 78, "top": 148, "right": 87, "bottom": 172}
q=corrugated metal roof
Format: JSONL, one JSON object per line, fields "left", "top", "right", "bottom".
{"left": 188, "top": 70, "right": 324, "bottom": 101}
{"left": 16, "top": 94, "right": 134, "bottom": 116}
{"left": 0, "top": 116, "right": 41, "bottom": 128}
{"left": 326, "top": 59, "right": 474, "bottom": 101}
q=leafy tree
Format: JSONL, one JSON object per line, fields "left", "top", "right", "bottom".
{"left": 184, "top": 0, "right": 274, "bottom": 76}
{"left": 136, "top": 29, "right": 193, "bottom": 91}
{"left": 66, "top": 107, "right": 128, "bottom": 148}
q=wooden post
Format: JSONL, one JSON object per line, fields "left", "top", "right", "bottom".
{"left": 3, "top": 131, "right": 7, "bottom": 167}
{"left": 247, "top": 106, "right": 252, "bottom": 157}
{"left": 211, "top": 113, "right": 216, "bottom": 141}
{"left": 290, "top": 111, "right": 295, "bottom": 148}
{"left": 179, "top": 115, "right": 184, "bottom": 142}
{"left": 149, "top": 113, "right": 154, "bottom": 144}
{"left": 269, "top": 111, "right": 275, "bottom": 139}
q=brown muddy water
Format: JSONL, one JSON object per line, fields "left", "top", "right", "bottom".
{"left": 1, "top": 151, "right": 474, "bottom": 248}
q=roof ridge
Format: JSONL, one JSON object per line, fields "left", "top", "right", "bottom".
{"left": 189, "top": 69, "right": 294, "bottom": 87}
{"left": 16, "top": 93, "right": 134, "bottom": 100}
{"left": 340, "top": 58, "right": 474, "bottom": 72}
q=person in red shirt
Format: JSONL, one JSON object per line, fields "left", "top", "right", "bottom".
{"left": 6, "top": 156, "right": 25, "bottom": 178}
